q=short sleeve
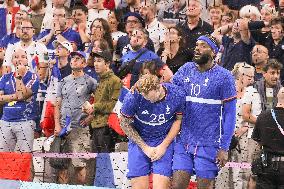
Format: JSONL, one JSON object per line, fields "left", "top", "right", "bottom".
{"left": 221, "top": 73, "right": 237, "bottom": 101}
{"left": 120, "top": 92, "right": 139, "bottom": 118}
{"left": 24, "top": 73, "right": 40, "bottom": 93}
{"left": 242, "top": 86, "right": 255, "bottom": 105}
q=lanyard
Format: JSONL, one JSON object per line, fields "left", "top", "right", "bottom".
{"left": 271, "top": 109, "right": 284, "bottom": 136}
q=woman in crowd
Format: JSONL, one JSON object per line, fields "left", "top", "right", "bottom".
{"left": 215, "top": 62, "right": 255, "bottom": 189}
{"left": 208, "top": 3, "right": 224, "bottom": 30}
{"left": 260, "top": 4, "right": 278, "bottom": 34}
{"left": 157, "top": 26, "right": 193, "bottom": 74}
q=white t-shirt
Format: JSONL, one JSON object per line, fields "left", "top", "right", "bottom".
{"left": 4, "top": 41, "right": 48, "bottom": 72}
{"left": 146, "top": 18, "right": 167, "bottom": 52}
{"left": 242, "top": 86, "right": 262, "bottom": 138}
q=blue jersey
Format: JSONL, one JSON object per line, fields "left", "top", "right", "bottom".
{"left": 121, "top": 83, "right": 185, "bottom": 142}
{"left": 172, "top": 62, "right": 236, "bottom": 148}
{"left": 0, "top": 71, "right": 40, "bottom": 122}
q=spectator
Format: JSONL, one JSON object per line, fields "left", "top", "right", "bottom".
{"left": 0, "top": 10, "right": 28, "bottom": 49}
{"left": 87, "top": 18, "right": 114, "bottom": 53}
{"left": 0, "top": 48, "right": 40, "bottom": 152}
{"left": 260, "top": 4, "right": 278, "bottom": 33}
{"left": 158, "top": 26, "right": 193, "bottom": 74}
{"left": 116, "top": 12, "right": 155, "bottom": 57}
{"left": 176, "top": 0, "right": 213, "bottom": 53}
{"left": 139, "top": 0, "right": 167, "bottom": 52}
{"left": 119, "top": 28, "right": 172, "bottom": 87}
{"left": 252, "top": 87, "right": 284, "bottom": 189}
{"left": 54, "top": 51, "right": 97, "bottom": 185}
{"left": 86, "top": 0, "right": 110, "bottom": 36}
{"left": 239, "top": 5, "right": 261, "bottom": 21}
{"left": 117, "top": 0, "right": 140, "bottom": 18}
{"left": 29, "top": 0, "right": 51, "bottom": 36}
{"left": 252, "top": 44, "right": 269, "bottom": 81}
{"left": 242, "top": 59, "right": 282, "bottom": 189}
{"left": 107, "top": 10, "right": 127, "bottom": 48}
{"left": 83, "top": 50, "right": 122, "bottom": 153}
{"left": 208, "top": 3, "right": 224, "bottom": 30}
{"left": 71, "top": 3, "right": 89, "bottom": 44}
{"left": 52, "top": 40, "right": 73, "bottom": 79}
{"left": 3, "top": 18, "right": 48, "bottom": 73}
{"left": 279, "top": 0, "right": 284, "bottom": 17}
{"left": 216, "top": 62, "right": 255, "bottom": 189}
{"left": 37, "top": 6, "right": 82, "bottom": 51}
{"left": 0, "top": 0, "right": 29, "bottom": 39}
{"left": 212, "top": 18, "right": 254, "bottom": 70}
{"left": 158, "top": 0, "right": 187, "bottom": 27}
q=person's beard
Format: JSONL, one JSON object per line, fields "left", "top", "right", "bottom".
{"left": 193, "top": 53, "right": 212, "bottom": 65}
{"left": 132, "top": 44, "right": 142, "bottom": 51}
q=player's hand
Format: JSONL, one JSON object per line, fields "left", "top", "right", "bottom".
{"left": 216, "top": 149, "right": 228, "bottom": 168}
{"left": 54, "top": 123, "right": 62, "bottom": 136}
{"left": 142, "top": 145, "right": 156, "bottom": 159}
{"left": 151, "top": 143, "right": 167, "bottom": 162}
{"left": 235, "top": 126, "right": 248, "bottom": 137}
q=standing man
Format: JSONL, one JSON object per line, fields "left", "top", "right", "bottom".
{"left": 120, "top": 74, "right": 185, "bottom": 189}
{"left": 252, "top": 87, "right": 284, "bottom": 188}
{"left": 0, "top": 49, "right": 39, "bottom": 152}
{"left": 172, "top": 35, "right": 237, "bottom": 189}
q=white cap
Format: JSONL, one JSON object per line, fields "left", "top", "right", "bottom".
{"left": 52, "top": 40, "right": 73, "bottom": 53}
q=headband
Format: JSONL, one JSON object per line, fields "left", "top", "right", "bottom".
{"left": 197, "top": 35, "right": 219, "bottom": 55}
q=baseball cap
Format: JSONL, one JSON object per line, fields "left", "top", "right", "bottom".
{"left": 52, "top": 40, "right": 73, "bottom": 52}
{"left": 124, "top": 12, "right": 145, "bottom": 28}
{"left": 70, "top": 51, "right": 87, "bottom": 59}
{"left": 90, "top": 50, "right": 113, "bottom": 62}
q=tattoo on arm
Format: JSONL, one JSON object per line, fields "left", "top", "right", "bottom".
{"left": 120, "top": 116, "right": 147, "bottom": 150}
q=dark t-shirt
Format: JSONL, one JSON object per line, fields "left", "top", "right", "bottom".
{"left": 252, "top": 107, "right": 284, "bottom": 155}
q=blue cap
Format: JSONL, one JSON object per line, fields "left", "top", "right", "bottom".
{"left": 70, "top": 51, "right": 87, "bottom": 59}
{"left": 124, "top": 12, "right": 145, "bottom": 28}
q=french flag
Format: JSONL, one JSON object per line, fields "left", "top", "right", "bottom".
{"left": 32, "top": 56, "right": 39, "bottom": 70}
{"left": 108, "top": 86, "right": 129, "bottom": 136}
{"left": 40, "top": 59, "right": 62, "bottom": 137}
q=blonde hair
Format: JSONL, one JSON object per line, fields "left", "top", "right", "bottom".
{"left": 232, "top": 62, "right": 255, "bottom": 79}
{"left": 261, "top": 4, "right": 278, "bottom": 18}
{"left": 136, "top": 74, "right": 160, "bottom": 94}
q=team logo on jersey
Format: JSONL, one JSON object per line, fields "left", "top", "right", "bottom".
{"left": 203, "top": 78, "right": 209, "bottom": 86}
{"left": 141, "top": 110, "right": 149, "bottom": 115}
{"left": 184, "top": 77, "right": 190, "bottom": 83}
{"left": 166, "top": 105, "right": 171, "bottom": 114}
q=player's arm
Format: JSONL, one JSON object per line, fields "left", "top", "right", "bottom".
{"left": 152, "top": 114, "right": 182, "bottom": 161}
{"left": 242, "top": 104, "right": 257, "bottom": 124}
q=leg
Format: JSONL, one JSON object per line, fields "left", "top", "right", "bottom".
{"left": 131, "top": 175, "right": 149, "bottom": 189}
{"left": 58, "top": 169, "right": 69, "bottom": 184}
{"left": 152, "top": 174, "right": 171, "bottom": 189}
{"left": 0, "top": 120, "right": 16, "bottom": 151}
{"left": 197, "top": 177, "right": 215, "bottom": 189}
{"left": 75, "top": 166, "right": 87, "bottom": 185}
{"left": 172, "top": 170, "right": 191, "bottom": 189}
{"left": 14, "top": 120, "right": 35, "bottom": 152}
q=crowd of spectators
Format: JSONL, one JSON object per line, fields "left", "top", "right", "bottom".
{"left": 0, "top": 0, "right": 283, "bottom": 187}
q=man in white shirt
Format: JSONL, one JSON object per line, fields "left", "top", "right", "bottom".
{"left": 3, "top": 18, "right": 48, "bottom": 73}
{"left": 242, "top": 59, "right": 282, "bottom": 188}
{"left": 139, "top": 0, "right": 167, "bottom": 52}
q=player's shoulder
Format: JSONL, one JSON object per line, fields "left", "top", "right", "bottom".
{"left": 163, "top": 83, "right": 186, "bottom": 99}
{"left": 213, "top": 65, "right": 235, "bottom": 79}
{"left": 175, "top": 62, "right": 196, "bottom": 73}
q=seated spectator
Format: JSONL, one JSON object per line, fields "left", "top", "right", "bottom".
{"left": 37, "top": 6, "right": 82, "bottom": 51}
{"left": 86, "top": 18, "right": 114, "bottom": 53}
{"left": 208, "top": 3, "right": 224, "bottom": 30}
{"left": 176, "top": 0, "right": 213, "bottom": 53}
{"left": 0, "top": 0, "right": 29, "bottom": 39}
{"left": 116, "top": 12, "right": 155, "bottom": 57}
{"left": 139, "top": 0, "right": 167, "bottom": 52}
{"left": 158, "top": 26, "right": 193, "bottom": 73}
{"left": 0, "top": 10, "right": 28, "bottom": 49}
{"left": 29, "top": 0, "right": 51, "bottom": 36}
{"left": 212, "top": 18, "right": 255, "bottom": 70}
{"left": 251, "top": 44, "right": 269, "bottom": 81}
{"left": 0, "top": 48, "right": 40, "bottom": 152}
{"left": 71, "top": 3, "right": 90, "bottom": 44}
{"left": 3, "top": 18, "right": 48, "bottom": 73}
{"left": 158, "top": 0, "right": 187, "bottom": 27}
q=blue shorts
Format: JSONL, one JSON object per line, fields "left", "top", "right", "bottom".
{"left": 127, "top": 140, "right": 174, "bottom": 179}
{"left": 172, "top": 142, "right": 219, "bottom": 179}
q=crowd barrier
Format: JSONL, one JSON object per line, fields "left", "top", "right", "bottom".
{"left": 0, "top": 137, "right": 251, "bottom": 189}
